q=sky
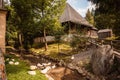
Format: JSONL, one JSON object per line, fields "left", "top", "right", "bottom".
{"left": 67, "top": 0, "right": 95, "bottom": 17}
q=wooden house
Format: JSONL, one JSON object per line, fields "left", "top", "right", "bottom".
{"left": 98, "top": 29, "right": 113, "bottom": 39}
{"left": 34, "top": 3, "right": 98, "bottom": 43}
{"left": 60, "top": 3, "right": 98, "bottom": 38}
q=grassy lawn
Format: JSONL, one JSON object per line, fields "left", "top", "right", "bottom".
{"left": 5, "top": 54, "right": 47, "bottom": 80}
{"left": 30, "top": 43, "right": 73, "bottom": 59}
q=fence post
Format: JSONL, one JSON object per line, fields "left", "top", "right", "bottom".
{"left": 0, "top": 49, "right": 7, "bottom": 80}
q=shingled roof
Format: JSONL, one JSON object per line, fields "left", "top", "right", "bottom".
{"left": 60, "top": 3, "right": 94, "bottom": 28}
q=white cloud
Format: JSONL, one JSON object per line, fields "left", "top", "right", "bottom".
{"left": 67, "top": 0, "right": 78, "bottom": 3}
{"left": 67, "top": 0, "right": 96, "bottom": 17}
{"left": 76, "top": 2, "right": 95, "bottom": 17}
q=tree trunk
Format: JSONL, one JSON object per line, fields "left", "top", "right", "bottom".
{"left": 58, "top": 42, "right": 59, "bottom": 53}
{"left": 43, "top": 27, "right": 48, "bottom": 51}
{"left": 18, "top": 33, "right": 23, "bottom": 54}
{"left": 18, "top": 33, "right": 23, "bottom": 48}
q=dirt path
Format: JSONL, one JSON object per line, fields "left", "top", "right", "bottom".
{"left": 47, "top": 67, "right": 86, "bottom": 80}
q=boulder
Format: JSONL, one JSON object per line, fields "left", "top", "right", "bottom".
{"left": 91, "top": 45, "right": 114, "bottom": 75}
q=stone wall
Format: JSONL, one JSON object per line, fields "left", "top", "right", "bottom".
{"left": 0, "top": 9, "right": 7, "bottom": 53}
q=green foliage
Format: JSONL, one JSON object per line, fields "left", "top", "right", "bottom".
{"left": 33, "top": 0, "right": 66, "bottom": 51}
{"left": 70, "top": 35, "right": 88, "bottom": 50}
{"left": 33, "top": 0, "right": 66, "bottom": 34}
{"left": 6, "top": 0, "right": 66, "bottom": 50}
{"left": 88, "top": 0, "right": 120, "bottom": 37}
{"left": 85, "top": 9, "right": 95, "bottom": 25}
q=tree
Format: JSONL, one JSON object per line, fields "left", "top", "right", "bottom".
{"left": 85, "top": 9, "right": 95, "bottom": 25}
{"left": 33, "top": 0, "right": 66, "bottom": 51}
{"left": 88, "top": 0, "right": 120, "bottom": 38}
{"left": 9, "top": 0, "right": 43, "bottom": 49}
{"left": 7, "top": 0, "right": 66, "bottom": 51}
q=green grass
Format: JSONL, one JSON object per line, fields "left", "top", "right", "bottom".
{"left": 30, "top": 43, "right": 72, "bottom": 54}
{"left": 5, "top": 54, "right": 47, "bottom": 80}
{"left": 30, "top": 43, "right": 73, "bottom": 59}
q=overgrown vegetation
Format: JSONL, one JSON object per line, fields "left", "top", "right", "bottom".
{"left": 70, "top": 35, "right": 88, "bottom": 51}
{"left": 6, "top": 0, "right": 66, "bottom": 50}
{"left": 88, "top": 0, "right": 120, "bottom": 38}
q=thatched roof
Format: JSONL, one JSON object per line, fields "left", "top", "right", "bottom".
{"left": 98, "top": 29, "right": 112, "bottom": 33}
{"left": 60, "top": 3, "right": 94, "bottom": 28}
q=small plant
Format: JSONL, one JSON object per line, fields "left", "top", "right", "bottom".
{"left": 70, "top": 35, "right": 88, "bottom": 51}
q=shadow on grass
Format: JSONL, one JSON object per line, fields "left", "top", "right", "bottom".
{"left": 5, "top": 54, "right": 29, "bottom": 75}
{"left": 6, "top": 61, "right": 29, "bottom": 75}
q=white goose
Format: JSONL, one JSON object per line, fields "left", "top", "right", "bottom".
{"left": 42, "top": 63, "right": 48, "bottom": 66}
{"left": 51, "top": 65, "right": 56, "bottom": 69}
{"left": 41, "top": 66, "right": 51, "bottom": 74}
{"left": 37, "top": 63, "right": 43, "bottom": 67}
{"left": 6, "top": 58, "right": 9, "bottom": 61}
{"left": 14, "top": 62, "right": 19, "bottom": 65}
{"left": 11, "top": 59, "right": 15, "bottom": 61}
{"left": 47, "top": 62, "right": 51, "bottom": 65}
{"left": 30, "top": 65, "right": 37, "bottom": 70}
{"left": 9, "top": 61, "right": 14, "bottom": 65}
{"left": 28, "top": 71, "right": 36, "bottom": 75}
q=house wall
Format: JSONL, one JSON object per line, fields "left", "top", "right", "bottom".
{"left": 0, "top": 10, "right": 7, "bottom": 53}
{"left": 87, "top": 30, "right": 98, "bottom": 38}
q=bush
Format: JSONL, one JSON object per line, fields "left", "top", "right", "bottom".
{"left": 70, "top": 35, "right": 88, "bottom": 50}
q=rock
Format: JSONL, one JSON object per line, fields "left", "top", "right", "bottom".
{"left": 91, "top": 45, "right": 114, "bottom": 75}
{"left": 28, "top": 71, "right": 36, "bottom": 75}
{"left": 71, "top": 56, "right": 74, "bottom": 60}
{"left": 14, "top": 62, "right": 19, "bottom": 65}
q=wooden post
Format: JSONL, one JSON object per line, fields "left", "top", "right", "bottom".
{"left": 68, "top": 21, "right": 71, "bottom": 34}
{"left": 0, "top": 9, "right": 7, "bottom": 53}
{"left": 0, "top": 0, "right": 3, "bottom": 8}
{"left": 0, "top": 4, "right": 7, "bottom": 79}
{"left": 0, "top": 49, "right": 7, "bottom": 80}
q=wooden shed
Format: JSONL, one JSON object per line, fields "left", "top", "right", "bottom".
{"left": 98, "top": 29, "right": 113, "bottom": 39}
